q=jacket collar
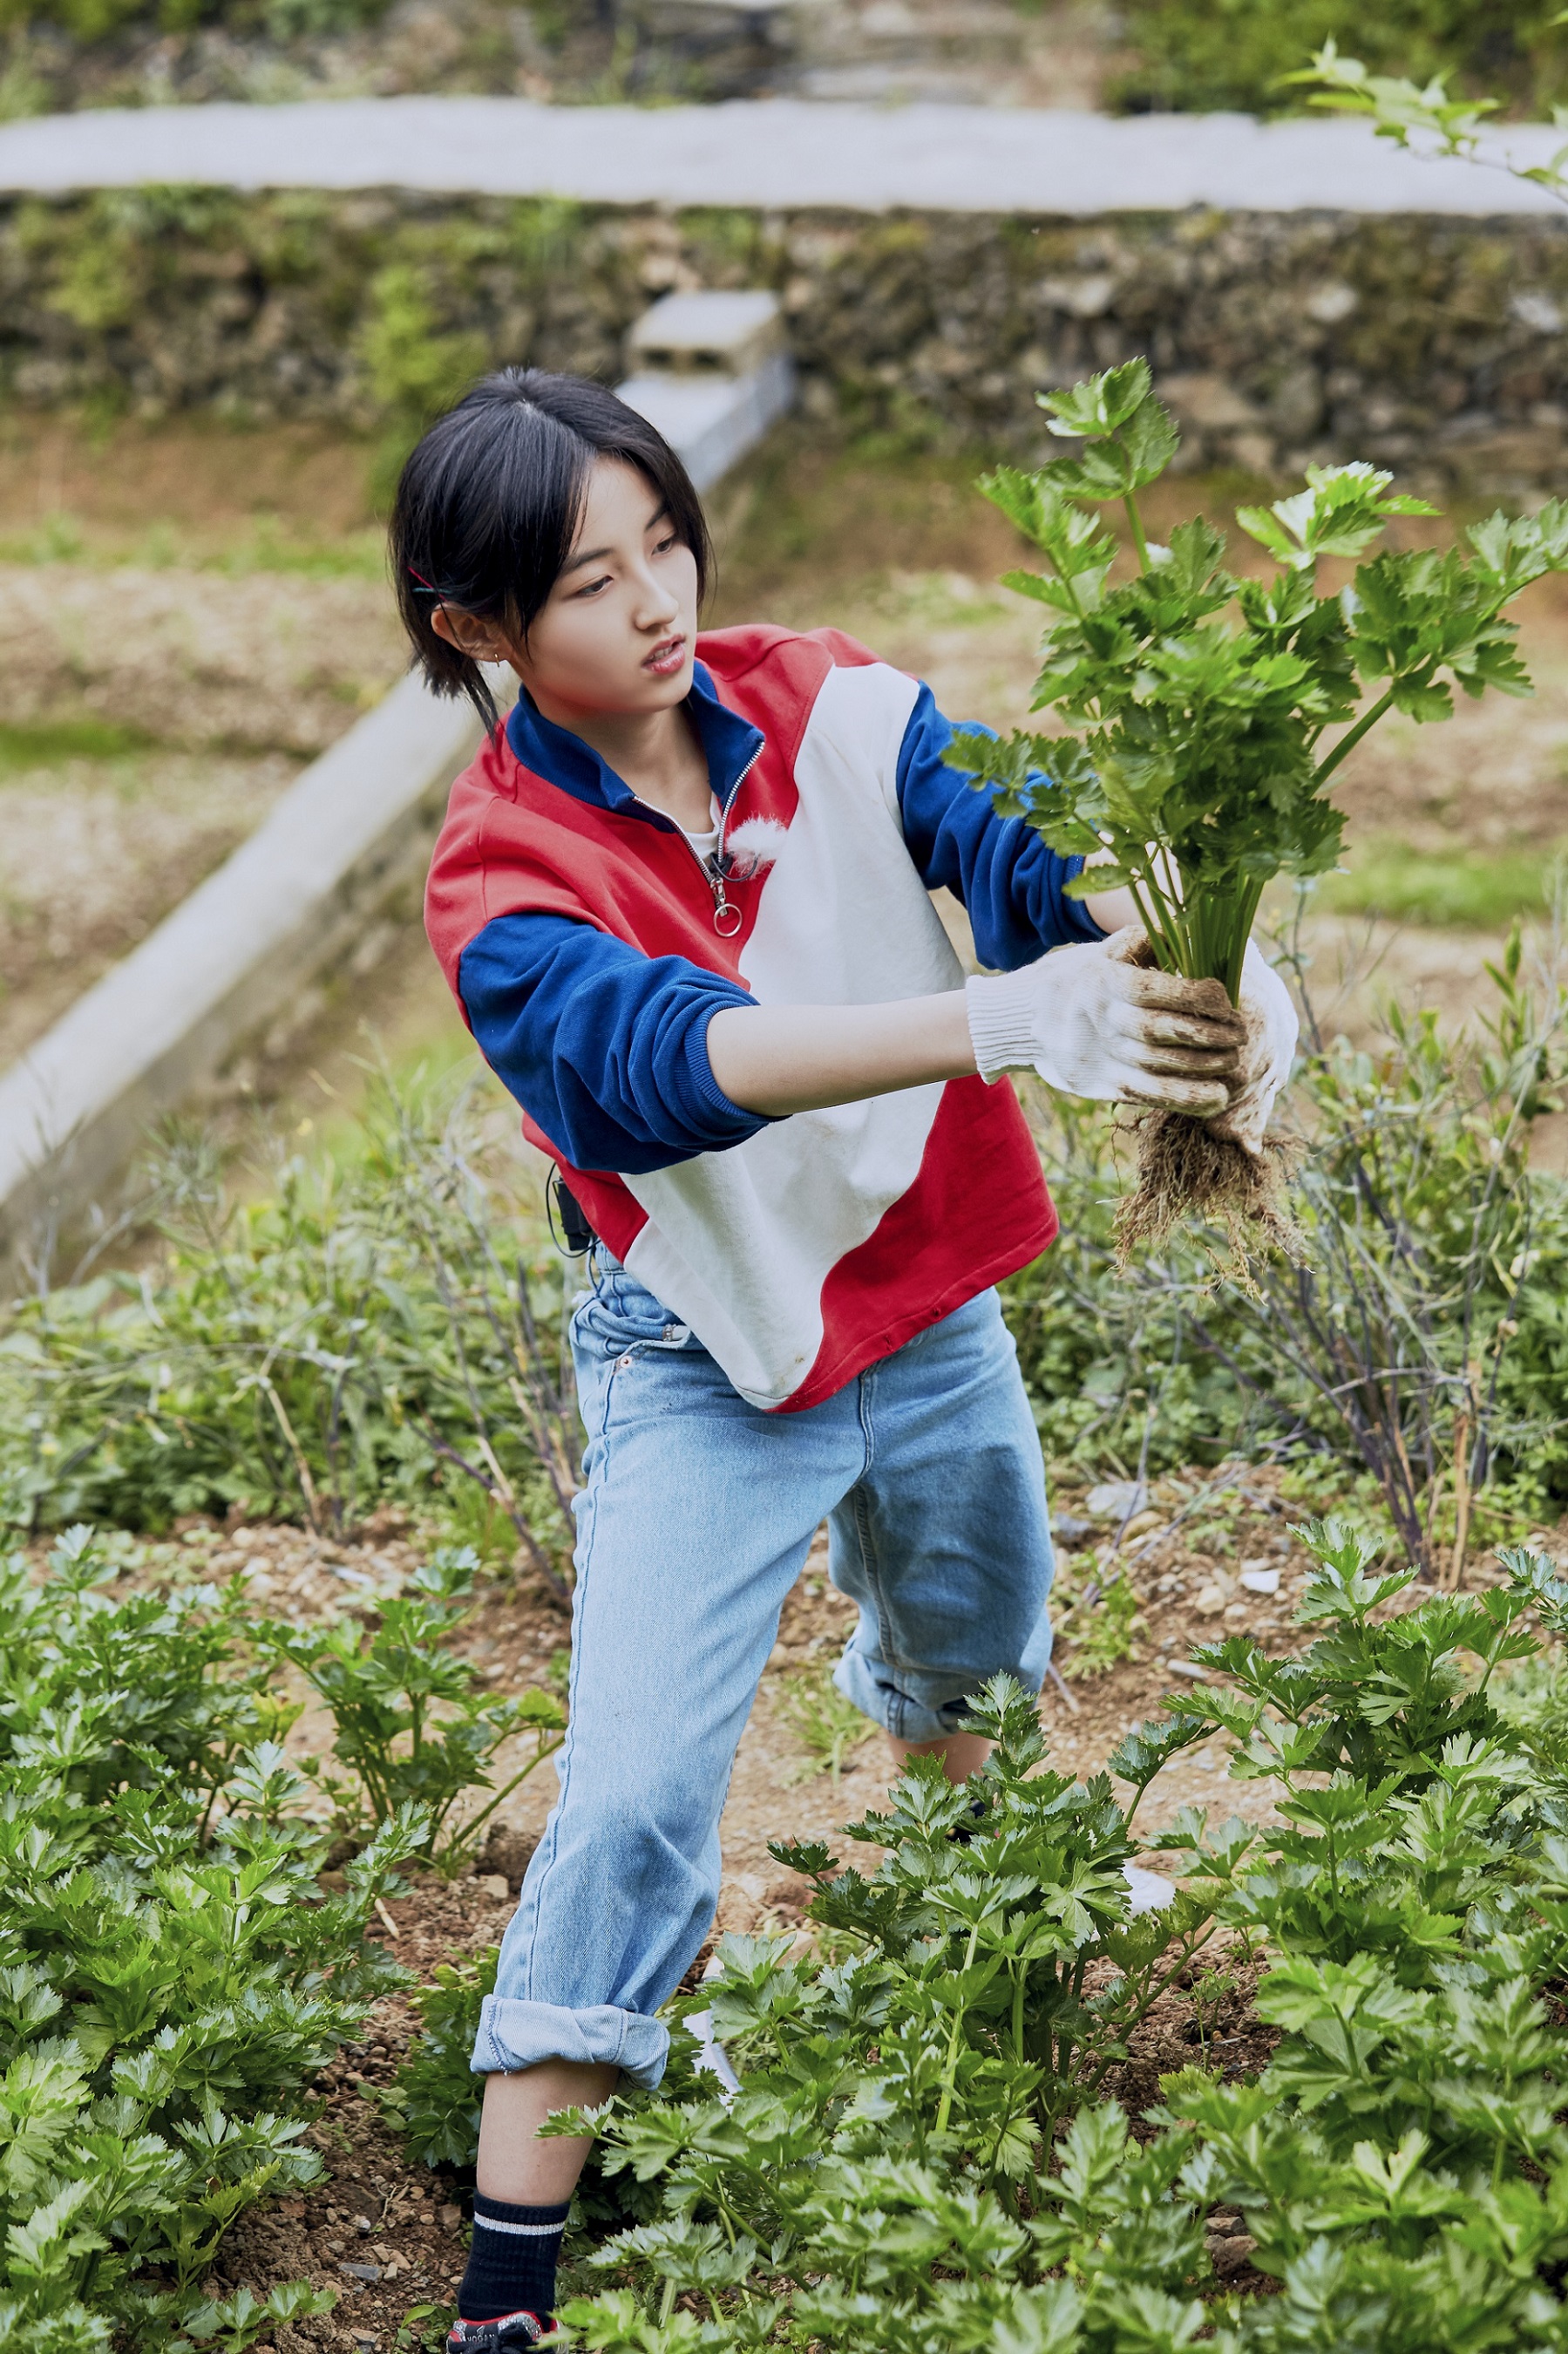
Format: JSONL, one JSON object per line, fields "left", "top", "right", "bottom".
{"left": 504, "top": 660, "right": 764, "bottom": 830}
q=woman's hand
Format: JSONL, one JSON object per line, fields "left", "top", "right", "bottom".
{"left": 966, "top": 929, "right": 1245, "bottom": 1113}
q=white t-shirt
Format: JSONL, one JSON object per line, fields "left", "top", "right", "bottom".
{"left": 680, "top": 795, "right": 723, "bottom": 864}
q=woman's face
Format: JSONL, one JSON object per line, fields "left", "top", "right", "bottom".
{"left": 491, "top": 456, "right": 700, "bottom": 724}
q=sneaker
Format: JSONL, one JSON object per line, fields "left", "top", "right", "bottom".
{"left": 445, "top": 2315, "right": 547, "bottom": 2351}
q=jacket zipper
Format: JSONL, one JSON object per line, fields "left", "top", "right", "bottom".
{"left": 669, "top": 744, "right": 764, "bottom": 936}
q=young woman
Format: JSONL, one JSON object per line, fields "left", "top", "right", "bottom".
{"left": 409, "top": 368, "right": 1293, "bottom": 2350}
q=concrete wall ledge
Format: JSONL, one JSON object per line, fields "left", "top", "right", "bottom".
{"left": 0, "top": 96, "right": 1565, "bottom": 216}
{"left": 0, "top": 673, "right": 481, "bottom": 1275}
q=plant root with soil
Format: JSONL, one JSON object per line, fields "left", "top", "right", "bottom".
{"left": 1116, "top": 1109, "right": 1304, "bottom": 1273}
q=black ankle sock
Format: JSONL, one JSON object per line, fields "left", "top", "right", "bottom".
{"left": 458, "top": 2193, "right": 570, "bottom": 2322}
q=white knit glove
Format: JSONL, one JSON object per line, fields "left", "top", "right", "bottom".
{"left": 965, "top": 927, "right": 1245, "bottom": 1113}
{"left": 1209, "top": 942, "right": 1299, "bottom": 1153}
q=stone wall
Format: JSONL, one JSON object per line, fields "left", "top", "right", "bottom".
{"left": 4, "top": 187, "right": 1568, "bottom": 487}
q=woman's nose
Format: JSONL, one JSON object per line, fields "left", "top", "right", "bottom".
{"left": 630, "top": 565, "right": 680, "bottom": 627}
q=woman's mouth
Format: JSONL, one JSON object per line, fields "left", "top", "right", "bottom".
{"left": 643, "top": 636, "right": 687, "bottom": 677}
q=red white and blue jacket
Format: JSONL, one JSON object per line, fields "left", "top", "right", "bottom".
{"left": 424, "top": 624, "right": 1100, "bottom": 1413}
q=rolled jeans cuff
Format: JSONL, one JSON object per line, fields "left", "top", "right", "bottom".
{"left": 471, "top": 1994, "right": 670, "bottom": 2090}
{"left": 833, "top": 1616, "right": 1050, "bottom": 1745}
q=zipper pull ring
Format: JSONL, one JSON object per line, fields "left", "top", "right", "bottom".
{"left": 712, "top": 867, "right": 743, "bottom": 937}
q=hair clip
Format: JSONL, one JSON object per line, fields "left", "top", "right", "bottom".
{"left": 406, "top": 564, "right": 442, "bottom": 596}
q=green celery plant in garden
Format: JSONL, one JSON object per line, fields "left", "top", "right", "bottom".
{"left": 382, "top": 1944, "right": 500, "bottom": 2173}
{"left": 0, "top": 1524, "right": 429, "bottom": 2351}
{"left": 261, "top": 1543, "right": 565, "bottom": 1871}
{"left": 423, "top": 1521, "right": 1568, "bottom": 2350}
{"left": 947, "top": 358, "right": 1568, "bottom": 1255}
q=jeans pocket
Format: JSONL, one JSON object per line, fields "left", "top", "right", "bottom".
{"left": 573, "top": 1276, "right": 691, "bottom": 1360}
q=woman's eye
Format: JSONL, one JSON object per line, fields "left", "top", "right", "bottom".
{"left": 574, "top": 573, "right": 613, "bottom": 598}
{"left": 652, "top": 534, "right": 678, "bottom": 555}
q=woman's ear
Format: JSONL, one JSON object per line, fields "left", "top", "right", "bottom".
{"left": 430, "top": 605, "right": 516, "bottom": 664}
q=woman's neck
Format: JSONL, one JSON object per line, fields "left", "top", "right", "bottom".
{"left": 534, "top": 693, "right": 712, "bottom": 832}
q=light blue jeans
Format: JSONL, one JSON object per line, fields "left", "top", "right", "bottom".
{"left": 472, "top": 1254, "right": 1055, "bottom": 2090}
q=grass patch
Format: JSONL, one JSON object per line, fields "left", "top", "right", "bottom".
{"left": 1314, "top": 839, "right": 1568, "bottom": 929}
{"left": 0, "top": 507, "right": 388, "bottom": 579}
{"left": 209, "top": 515, "right": 389, "bottom": 581}
{"left": 0, "top": 716, "right": 152, "bottom": 771}
{"left": 0, "top": 510, "right": 88, "bottom": 563}
{"left": 777, "top": 1665, "right": 879, "bottom": 1786}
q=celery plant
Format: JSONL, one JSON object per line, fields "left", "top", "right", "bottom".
{"left": 948, "top": 357, "right": 1568, "bottom": 1013}
{"left": 947, "top": 358, "right": 1568, "bottom": 1253}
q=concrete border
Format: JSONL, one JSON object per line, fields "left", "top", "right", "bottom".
{"left": 0, "top": 673, "right": 481, "bottom": 1274}
{"left": 0, "top": 96, "right": 1563, "bottom": 214}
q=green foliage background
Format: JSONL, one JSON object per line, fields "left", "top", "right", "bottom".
{"left": 0, "top": 1083, "right": 577, "bottom": 1561}
{"left": 0, "top": 0, "right": 389, "bottom": 41}
{"left": 1112, "top": 0, "right": 1567, "bottom": 116}
{"left": 5, "top": 0, "right": 1566, "bottom": 118}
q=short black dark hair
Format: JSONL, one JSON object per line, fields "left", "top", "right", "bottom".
{"left": 390, "top": 368, "right": 714, "bottom": 733}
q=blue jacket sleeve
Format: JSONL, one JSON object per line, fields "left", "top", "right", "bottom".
{"left": 895, "top": 683, "right": 1106, "bottom": 970}
{"left": 458, "top": 911, "right": 771, "bottom": 1175}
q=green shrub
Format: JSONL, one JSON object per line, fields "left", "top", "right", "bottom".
{"left": 0, "top": 1522, "right": 427, "bottom": 2349}
{"left": 526, "top": 1524, "right": 1568, "bottom": 2351}
{"left": 1001, "top": 1094, "right": 1257, "bottom": 1481}
{"left": 1008, "top": 924, "right": 1568, "bottom": 1565}
{"left": 383, "top": 1945, "right": 499, "bottom": 2172}
{"left": 0, "top": 1076, "right": 580, "bottom": 1590}
{"left": 1113, "top": 0, "right": 1566, "bottom": 118}
{"left": 358, "top": 258, "right": 490, "bottom": 508}
{"left": 354, "top": 204, "right": 588, "bottom": 503}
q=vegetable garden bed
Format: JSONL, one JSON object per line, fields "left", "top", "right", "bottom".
{"left": 13, "top": 1466, "right": 1568, "bottom": 2349}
